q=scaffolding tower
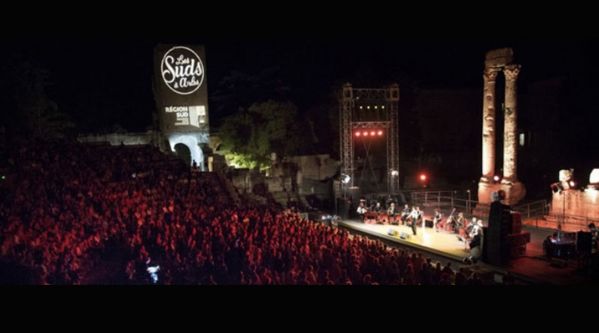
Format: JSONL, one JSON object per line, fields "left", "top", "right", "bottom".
{"left": 339, "top": 83, "right": 400, "bottom": 197}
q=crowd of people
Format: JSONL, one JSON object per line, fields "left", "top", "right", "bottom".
{"left": 0, "top": 141, "right": 500, "bottom": 285}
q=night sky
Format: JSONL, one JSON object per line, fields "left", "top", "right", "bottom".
{"left": 2, "top": 35, "right": 599, "bottom": 193}
{"left": 3, "top": 38, "right": 597, "bottom": 132}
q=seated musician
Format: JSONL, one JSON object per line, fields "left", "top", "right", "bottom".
{"left": 458, "top": 216, "right": 480, "bottom": 244}
{"left": 444, "top": 208, "right": 457, "bottom": 232}
{"left": 464, "top": 217, "right": 481, "bottom": 243}
{"left": 456, "top": 213, "right": 469, "bottom": 242}
{"left": 385, "top": 196, "right": 394, "bottom": 208}
{"left": 470, "top": 218, "right": 483, "bottom": 239}
{"left": 464, "top": 226, "right": 483, "bottom": 264}
{"left": 386, "top": 202, "right": 397, "bottom": 224}
{"left": 371, "top": 201, "right": 385, "bottom": 224}
{"left": 400, "top": 204, "right": 411, "bottom": 226}
{"left": 455, "top": 212, "right": 466, "bottom": 234}
{"left": 356, "top": 200, "right": 368, "bottom": 222}
{"left": 432, "top": 208, "right": 443, "bottom": 232}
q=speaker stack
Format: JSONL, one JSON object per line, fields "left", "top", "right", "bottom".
{"left": 483, "top": 203, "right": 521, "bottom": 266}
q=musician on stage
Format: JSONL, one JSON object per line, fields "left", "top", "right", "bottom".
{"left": 386, "top": 195, "right": 394, "bottom": 208}
{"left": 432, "top": 208, "right": 443, "bottom": 232}
{"left": 372, "top": 201, "right": 383, "bottom": 213}
{"left": 463, "top": 217, "right": 482, "bottom": 243}
{"left": 387, "top": 202, "right": 397, "bottom": 224}
{"left": 455, "top": 212, "right": 470, "bottom": 242}
{"left": 410, "top": 206, "right": 422, "bottom": 236}
{"left": 465, "top": 217, "right": 474, "bottom": 235}
{"left": 455, "top": 212, "right": 466, "bottom": 233}
{"left": 356, "top": 200, "right": 368, "bottom": 222}
{"left": 469, "top": 218, "right": 483, "bottom": 239}
{"left": 444, "top": 208, "right": 457, "bottom": 232}
{"left": 400, "top": 204, "right": 411, "bottom": 226}
{"left": 368, "top": 201, "right": 382, "bottom": 223}
{"left": 464, "top": 224, "right": 483, "bottom": 264}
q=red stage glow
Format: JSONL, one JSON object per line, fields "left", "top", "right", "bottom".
{"left": 419, "top": 174, "right": 427, "bottom": 181}
{"left": 356, "top": 130, "right": 385, "bottom": 138}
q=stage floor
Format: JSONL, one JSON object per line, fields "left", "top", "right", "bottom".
{"left": 338, "top": 220, "right": 471, "bottom": 261}
{"left": 337, "top": 220, "right": 596, "bottom": 285}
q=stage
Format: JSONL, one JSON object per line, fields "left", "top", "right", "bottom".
{"left": 338, "top": 220, "right": 471, "bottom": 261}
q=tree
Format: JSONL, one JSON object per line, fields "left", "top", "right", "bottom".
{"left": 219, "top": 100, "right": 316, "bottom": 169}
{"left": 4, "top": 60, "right": 75, "bottom": 140}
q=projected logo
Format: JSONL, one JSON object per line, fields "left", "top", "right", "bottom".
{"left": 165, "top": 106, "right": 207, "bottom": 128}
{"left": 161, "top": 46, "right": 205, "bottom": 95}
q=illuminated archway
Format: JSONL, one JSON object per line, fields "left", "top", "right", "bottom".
{"left": 168, "top": 133, "right": 205, "bottom": 171}
{"left": 174, "top": 143, "right": 192, "bottom": 166}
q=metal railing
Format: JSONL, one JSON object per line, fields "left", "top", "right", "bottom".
{"left": 545, "top": 213, "right": 599, "bottom": 230}
{"left": 513, "top": 200, "right": 550, "bottom": 220}
{"left": 409, "top": 190, "right": 549, "bottom": 221}
{"left": 409, "top": 190, "right": 475, "bottom": 215}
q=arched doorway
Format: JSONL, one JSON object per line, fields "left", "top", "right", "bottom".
{"left": 174, "top": 143, "right": 192, "bottom": 166}
{"left": 168, "top": 134, "right": 206, "bottom": 170}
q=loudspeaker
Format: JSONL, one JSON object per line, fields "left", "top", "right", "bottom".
{"left": 511, "top": 212, "right": 522, "bottom": 234}
{"left": 482, "top": 227, "right": 489, "bottom": 260}
{"left": 508, "top": 232, "right": 530, "bottom": 248}
{"left": 510, "top": 245, "right": 526, "bottom": 258}
{"left": 483, "top": 225, "right": 511, "bottom": 266}
{"left": 425, "top": 219, "right": 434, "bottom": 228}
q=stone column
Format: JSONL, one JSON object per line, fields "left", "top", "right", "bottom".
{"left": 502, "top": 64, "right": 521, "bottom": 183}
{"left": 481, "top": 67, "right": 500, "bottom": 182}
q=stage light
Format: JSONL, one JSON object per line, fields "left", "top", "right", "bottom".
{"left": 391, "top": 170, "right": 399, "bottom": 177}
{"left": 355, "top": 132, "right": 361, "bottom": 137}
{"left": 569, "top": 180, "right": 576, "bottom": 188}
{"left": 381, "top": 106, "right": 385, "bottom": 109}
{"left": 359, "top": 106, "right": 363, "bottom": 110}
{"left": 363, "top": 131, "right": 369, "bottom": 137}
{"left": 418, "top": 173, "right": 428, "bottom": 188}
{"left": 367, "top": 106, "right": 371, "bottom": 109}
{"left": 341, "top": 174, "right": 351, "bottom": 184}
{"left": 374, "top": 106, "right": 378, "bottom": 109}
{"left": 370, "top": 131, "right": 376, "bottom": 136}
{"left": 493, "top": 175, "right": 501, "bottom": 183}
{"left": 377, "top": 130, "right": 383, "bottom": 136}
{"left": 591, "top": 169, "right": 599, "bottom": 185}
